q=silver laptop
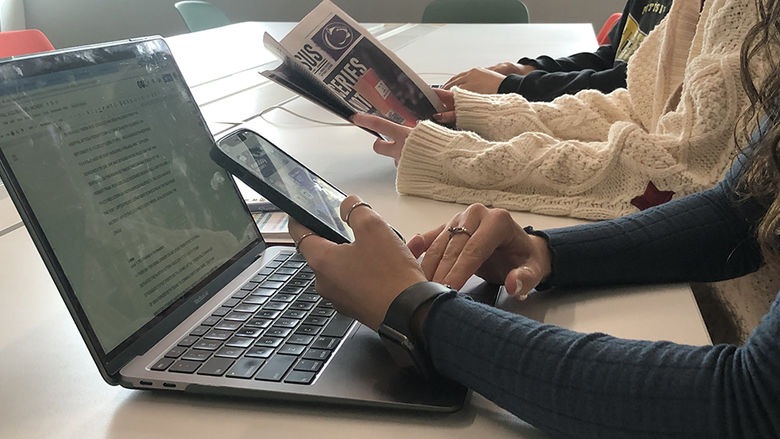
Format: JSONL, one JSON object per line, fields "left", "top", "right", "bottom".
{"left": 0, "top": 37, "right": 467, "bottom": 411}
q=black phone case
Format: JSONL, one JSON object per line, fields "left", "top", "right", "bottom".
{"left": 211, "top": 128, "right": 351, "bottom": 245}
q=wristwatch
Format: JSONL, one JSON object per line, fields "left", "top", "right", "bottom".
{"left": 377, "top": 281, "right": 454, "bottom": 379}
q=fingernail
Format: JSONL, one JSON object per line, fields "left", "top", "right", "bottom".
{"left": 513, "top": 279, "right": 528, "bottom": 301}
{"left": 433, "top": 113, "right": 442, "bottom": 120}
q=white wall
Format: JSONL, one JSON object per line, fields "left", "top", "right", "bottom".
{"left": 0, "top": 0, "right": 25, "bottom": 31}
{"left": 24, "top": 0, "right": 625, "bottom": 49}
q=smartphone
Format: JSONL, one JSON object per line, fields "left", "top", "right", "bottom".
{"left": 211, "top": 128, "right": 355, "bottom": 244}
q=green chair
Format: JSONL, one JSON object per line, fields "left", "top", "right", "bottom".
{"left": 422, "top": 0, "right": 529, "bottom": 24}
{"left": 174, "top": 0, "right": 231, "bottom": 32}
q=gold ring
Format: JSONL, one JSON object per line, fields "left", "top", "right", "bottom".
{"left": 294, "top": 231, "right": 317, "bottom": 253}
{"left": 447, "top": 226, "right": 472, "bottom": 237}
{"left": 345, "top": 201, "right": 372, "bottom": 226}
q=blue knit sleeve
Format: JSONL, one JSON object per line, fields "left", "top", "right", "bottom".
{"left": 424, "top": 292, "right": 780, "bottom": 438}
{"left": 423, "top": 157, "right": 779, "bottom": 437}
{"left": 539, "top": 160, "right": 764, "bottom": 287}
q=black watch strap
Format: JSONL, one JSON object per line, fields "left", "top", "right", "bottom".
{"left": 383, "top": 281, "right": 453, "bottom": 340}
{"left": 378, "top": 281, "right": 453, "bottom": 379}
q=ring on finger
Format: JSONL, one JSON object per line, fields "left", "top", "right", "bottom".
{"left": 345, "top": 201, "right": 372, "bottom": 226}
{"left": 447, "top": 225, "right": 472, "bottom": 237}
{"left": 294, "top": 231, "right": 317, "bottom": 253}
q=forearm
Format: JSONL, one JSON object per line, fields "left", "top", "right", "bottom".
{"left": 453, "top": 87, "right": 633, "bottom": 142}
{"left": 424, "top": 292, "right": 780, "bottom": 439}
{"left": 498, "top": 64, "right": 627, "bottom": 102}
{"left": 518, "top": 45, "right": 617, "bottom": 73}
{"left": 399, "top": 115, "right": 648, "bottom": 221}
{"left": 540, "top": 181, "right": 764, "bottom": 287}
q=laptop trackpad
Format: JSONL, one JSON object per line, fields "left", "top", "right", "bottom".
{"left": 315, "top": 324, "right": 467, "bottom": 411}
{"left": 313, "top": 279, "right": 498, "bottom": 411}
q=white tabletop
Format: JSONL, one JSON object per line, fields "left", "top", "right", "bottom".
{"left": 0, "top": 22, "right": 711, "bottom": 439}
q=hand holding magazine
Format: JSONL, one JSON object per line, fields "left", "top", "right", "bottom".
{"left": 261, "top": 0, "right": 444, "bottom": 131}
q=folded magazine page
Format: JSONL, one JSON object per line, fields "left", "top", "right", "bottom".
{"left": 261, "top": 0, "right": 444, "bottom": 127}
{"left": 262, "top": 33, "right": 357, "bottom": 121}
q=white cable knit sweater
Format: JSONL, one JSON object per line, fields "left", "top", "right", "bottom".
{"left": 397, "top": 0, "right": 759, "bottom": 220}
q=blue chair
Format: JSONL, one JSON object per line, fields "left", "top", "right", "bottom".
{"left": 174, "top": 0, "right": 231, "bottom": 32}
{"left": 422, "top": 0, "right": 530, "bottom": 24}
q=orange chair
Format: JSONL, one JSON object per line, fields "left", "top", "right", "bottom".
{"left": 597, "top": 13, "right": 622, "bottom": 45}
{"left": 0, "top": 29, "right": 54, "bottom": 58}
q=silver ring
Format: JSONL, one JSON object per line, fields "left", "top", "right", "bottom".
{"left": 345, "top": 201, "right": 372, "bottom": 226}
{"left": 294, "top": 231, "right": 317, "bottom": 253}
{"left": 447, "top": 226, "right": 472, "bottom": 237}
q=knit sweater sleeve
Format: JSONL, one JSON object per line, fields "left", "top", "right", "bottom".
{"left": 397, "top": 1, "right": 754, "bottom": 220}
{"left": 424, "top": 291, "right": 780, "bottom": 439}
{"left": 397, "top": 57, "right": 739, "bottom": 220}
{"left": 538, "top": 168, "right": 764, "bottom": 286}
{"left": 452, "top": 86, "right": 635, "bottom": 143}
{"left": 396, "top": 87, "right": 648, "bottom": 220}
{"left": 422, "top": 176, "right": 779, "bottom": 438}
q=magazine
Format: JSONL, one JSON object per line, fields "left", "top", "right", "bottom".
{"left": 252, "top": 211, "right": 292, "bottom": 244}
{"left": 261, "top": 0, "right": 444, "bottom": 130}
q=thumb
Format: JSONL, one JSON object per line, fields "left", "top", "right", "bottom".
{"left": 505, "top": 265, "right": 541, "bottom": 301}
{"left": 288, "top": 217, "right": 338, "bottom": 267}
{"left": 433, "top": 87, "right": 455, "bottom": 109}
{"left": 433, "top": 111, "right": 456, "bottom": 125}
{"left": 407, "top": 234, "right": 427, "bottom": 259}
{"left": 406, "top": 224, "right": 445, "bottom": 258}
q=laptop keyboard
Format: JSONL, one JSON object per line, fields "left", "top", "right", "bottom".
{"left": 148, "top": 250, "right": 354, "bottom": 385}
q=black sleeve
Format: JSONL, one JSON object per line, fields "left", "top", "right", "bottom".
{"left": 497, "top": 5, "right": 629, "bottom": 101}
{"left": 497, "top": 62, "right": 627, "bottom": 101}
{"left": 538, "top": 159, "right": 765, "bottom": 287}
{"left": 516, "top": 42, "right": 618, "bottom": 73}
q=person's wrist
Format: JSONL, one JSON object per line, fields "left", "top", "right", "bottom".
{"left": 410, "top": 298, "right": 435, "bottom": 349}
{"left": 516, "top": 58, "right": 541, "bottom": 70}
{"left": 379, "top": 281, "right": 453, "bottom": 377}
{"left": 371, "top": 272, "right": 426, "bottom": 330}
{"left": 382, "top": 281, "right": 448, "bottom": 330}
{"left": 388, "top": 281, "right": 449, "bottom": 347}
{"left": 519, "top": 65, "right": 536, "bottom": 75}
{"left": 523, "top": 226, "right": 553, "bottom": 288}
{"left": 529, "top": 235, "right": 552, "bottom": 279}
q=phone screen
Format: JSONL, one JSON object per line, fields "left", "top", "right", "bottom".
{"left": 216, "top": 130, "right": 354, "bottom": 242}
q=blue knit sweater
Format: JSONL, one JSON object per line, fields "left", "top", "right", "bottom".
{"left": 423, "top": 158, "right": 780, "bottom": 438}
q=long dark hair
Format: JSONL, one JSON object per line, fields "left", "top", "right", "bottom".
{"left": 739, "top": 0, "right": 780, "bottom": 263}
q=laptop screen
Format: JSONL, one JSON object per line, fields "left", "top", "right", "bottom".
{"left": 0, "top": 39, "right": 260, "bottom": 355}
